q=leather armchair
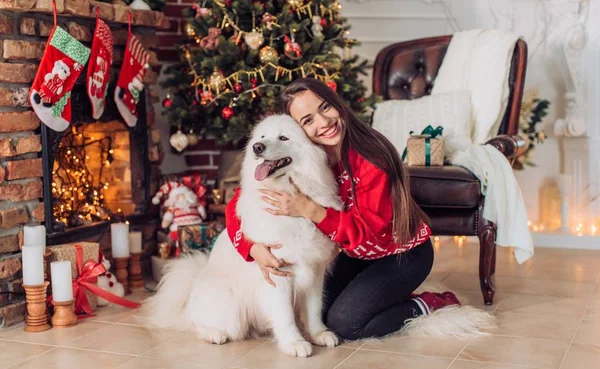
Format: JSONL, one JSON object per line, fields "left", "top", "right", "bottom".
{"left": 373, "top": 36, "right": 528, "bottom": 305}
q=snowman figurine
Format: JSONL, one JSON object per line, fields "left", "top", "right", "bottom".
{"left": 97, "top": 258, "right": 125, "bottom": 306}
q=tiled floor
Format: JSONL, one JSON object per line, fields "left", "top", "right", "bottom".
{"left": 2, "top": 239, "right": 600, "bottom": 369}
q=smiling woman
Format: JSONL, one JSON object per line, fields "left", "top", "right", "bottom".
{"left": 222, "top": 79, "right": 473, "bottom": 342}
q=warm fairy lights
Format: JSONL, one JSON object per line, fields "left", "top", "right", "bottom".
{"left": 52, "top": 126, "right": 114, "bottom": 228}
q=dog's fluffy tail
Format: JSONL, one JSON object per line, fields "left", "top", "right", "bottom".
{"left": 142, "top": 251, "right": 209, "bottom": 330}
{"left": 401, "top": 305, "right": 496, "bottom": 339}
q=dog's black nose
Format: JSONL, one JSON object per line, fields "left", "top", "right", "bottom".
{"left": 253, "top": 142, "right": 265, "bottom": 155}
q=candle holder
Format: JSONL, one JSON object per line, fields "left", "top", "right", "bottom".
{"left": 51, "top": 300, "right": 77, "bottom": 328}
{"left": 23, "top": 282, "right": 51, "bottom": 332}
{"left": 113, "top": 257, "right": 131, "bottom": 295}
{"left": 128, "top": 252, "right": 144, "bottom": 289}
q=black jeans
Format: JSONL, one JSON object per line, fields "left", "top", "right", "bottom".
{"left": 322, "top": 239, "right": 434, "bottom": 340}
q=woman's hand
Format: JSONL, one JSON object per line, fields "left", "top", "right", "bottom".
{"left": 249, "top": 243, "right": 292, "bottom": 287}
{"left": 260, "top": 179, "right": 326, "bottom": 222}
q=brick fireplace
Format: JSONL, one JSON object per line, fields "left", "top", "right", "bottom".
{"left": 0, "top": 1, "right": 167, "bottom": 327}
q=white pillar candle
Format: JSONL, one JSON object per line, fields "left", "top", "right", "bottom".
{"left": 111, "top": 223, "right": 130, "bottom": 258}
{"left": 22, "top": 244, "right": 44, "bottom": 285}
{"left": 50, "top": 261, "right": 73, "bottom": 302}
{"left": 129, "top": 231, "right": 142, "bottom": 253}
{"left": 24, "top": 225, "right": 46, "bottom": 247}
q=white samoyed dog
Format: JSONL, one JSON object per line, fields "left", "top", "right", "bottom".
{"left": 144, "top": 114, "right": 343, "bottom": 357}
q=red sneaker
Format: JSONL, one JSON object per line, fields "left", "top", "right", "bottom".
{"left": 412, "top": 291, "right": 461, "bottom": 315}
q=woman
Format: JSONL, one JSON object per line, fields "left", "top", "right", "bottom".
{"left": 225, "top": 78, "right": 459, "bottom": 340}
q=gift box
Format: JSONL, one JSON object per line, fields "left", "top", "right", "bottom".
{"left": 177, "top": 221, "right": 225, "bottom": 253}
{"left": 48, "top": 242, "right": 99, "bottom": 312}
{"left": 403, "top": 125, "right": 445, "bottom": 166}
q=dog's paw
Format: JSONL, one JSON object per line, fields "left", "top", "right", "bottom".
{"left": 312, "top": 330, "right": 339, "bottom": 347}
{"left": 199, "top": 328, "right": 228, "bottom": 345}
{"left": 279, "top": 340, "right": 313, "bottom": 358}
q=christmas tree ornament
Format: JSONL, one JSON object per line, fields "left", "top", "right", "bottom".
{"left": 259, "top": 46, "right": 278, "bottom": 64}
{"left": 287, "top": 0, "right": 303, "bottom": 9}
{"left": 326, "top": 79, "right": 337, "bottom": 92}
{"left": 251, "top": 78, "right": 258, "bottom": 89}
{"left": 208, "top": 69, "right": 226, "bottom": 91}
{"left": 192, "top": 2, "right": 211, "bottom": 18}
{"left": 221, "top": 106, "right": 234, "bottom": 120}
{"left": 284, "top": 31, "right": 302, "bottom": 60}
{"left": 170, "top": 129, "right": 189, "bottom": 152}
{"left": 30, "top": 5, "right": 91, "bottom": 133}
{"left": 185, "top": 23, "right": 196, "bottom": 36}
{"left": 115, "top": 14, "right": 150, "bottom": 127}
{"left": 129, "top": 0, "right": 151, "bottom": 10}
{"left": 162, "top": 96, "right": 172, "bottom": 108}
{"left": 244, "top": 29, "right": 264, "bottom": 50}
{"left": 234, "top": 82, "right": 243, "bottom": 93}
{"left": 199, "top": 27, "right": 221, "bottom": 50}
{"left": 261, "top": 12, "right": 277, "bottom": 30}
{"left": 200, "top": 89, "right": 213, "bottom": 105}
{"left": 187, "top": 130, "right": 199, "bottom": 146}
{"left": 311, "top": 16, "right": 323, "bottom": 37}
{"left": 86, "top": 13, "right": 112, "bottom": 121}
{"left": 320, "top": 17, "right": 327, "bottom": 26}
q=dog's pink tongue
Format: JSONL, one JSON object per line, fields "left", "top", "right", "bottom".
{"left": 254, "top": 161, "right": 274, "bottom": 181}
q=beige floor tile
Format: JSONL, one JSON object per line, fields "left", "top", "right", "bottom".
{"left": 506, "top": 278, "right": 595, "bottom": 299}
{"left": 560, "top": 343, "right": 600, "bottom": 369}
{"left": 0, "top": 340, "right": 53, "bottom": 369}
{"left": 524, "top": 263, "right": 600, "bottom": 282}
{"left": 485, "top": 312, "right": 579, "bottom": 341}
{"left": 115, "top": 356, "right": 221, "bottom": 369}
{"left": 0, "top": 320, "right": 104, "bottom": 346}
{"left": 448, "top": 360, "right": 543, "bottom": 369}
{"left": 583, "top": 298, "right": 599, "bottom": 321}
{"left": 336, "top": 349, "right": 451, "bottom": 369}
{"left": 230, "top": 341, "right": 354, "bottom": 369}
{"left": 496, "top": 294, "right": 588, "bottom": 318}
{"left": 9, "top": 347, "right": 132, "bottom": 369}
{"left": 441, "top": 273, "right": 520, "bottom": 292}
{"left": 573, "top": 319, "right": 600, "bottom": 346}
{"left": 458, "top": 335, "right": 570, "bottom": 368}
{"left": 66, "top": 324, "right": 178, "bottom": 355}
{"left": 90, "top": 304, "right": 139, "bottom": 323}
{"left": 362, "top": 336, "right": 469, "bottom": 358}
{"left": 451, "top": 289, "right": 510, "bottom": 312}
{"left": 142, "top": 332, "right": 266, "bottom": 368}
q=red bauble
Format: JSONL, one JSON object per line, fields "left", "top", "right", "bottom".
{"left": 222, "top": 106, "right": 234, "bottom": 120}
{"left": 358, "top": 97, "right": 366, "bottom": 102}
{"left": 162, "top": 98, "right": 172, "bottom": 108}
{"left": 234, "top": 82, "right": 243, "bottom": 93}
{"left": 326, "top": 80, "right": 337, "bottom": 92}
{"left": 320, "top": 18, "right": 327, "bottom": 26}
{"left": 251, "top": 78, "right": 258, "bottom": 89}
{"left": 225, "top": 0, "right": 231, "bottom": 6}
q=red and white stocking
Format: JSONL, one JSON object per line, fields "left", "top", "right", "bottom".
{"left": 30, "top": 9, "right": 90, "bottom": 132}
{"left": 114, "top": 17, "right": 150, "bottom": 127}
{"left": 87, "top": 15, "right": 113, "bottom": 120}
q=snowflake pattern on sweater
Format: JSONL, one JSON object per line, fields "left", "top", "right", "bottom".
{"left": 225, "top": 149, "right": 431, "bottom": 262}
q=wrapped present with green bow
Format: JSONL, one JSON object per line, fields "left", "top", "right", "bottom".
{"left": 402, "top": 125, "right": 444, "bottom": 166}
{"left": 177, "top": 221, "right": 226, "bottom": 254}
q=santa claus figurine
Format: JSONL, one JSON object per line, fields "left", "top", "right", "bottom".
{"left": 153, "top": 181, "right": 207, "bottom": 255}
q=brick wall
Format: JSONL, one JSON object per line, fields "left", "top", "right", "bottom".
{"left": 0, "top": 1, "right": 168, "bottom": 328}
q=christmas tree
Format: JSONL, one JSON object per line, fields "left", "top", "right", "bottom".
{"left": 162, "top": 0, "right": 377, "bottom": 148}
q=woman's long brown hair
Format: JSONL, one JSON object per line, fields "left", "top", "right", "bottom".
{"left": 279, "top": 78, "right": 430, "bottom": 244}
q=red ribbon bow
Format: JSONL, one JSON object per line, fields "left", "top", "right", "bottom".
{"left": 71, "top": 245, "right": 141, "bottom": 318}
{"left": 181, "top": 173, "right": 207, "bottom": 206}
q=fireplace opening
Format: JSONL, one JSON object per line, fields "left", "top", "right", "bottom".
{"left": 42, "top": 84, "right": 154, "bottom": 245}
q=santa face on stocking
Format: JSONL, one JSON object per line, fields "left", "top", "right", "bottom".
{"left": 30, "top": 27, "right": 90, "bottom": 132}
{"left": 35, "top": 59, "right": 76, "bottom": 106}
{"left": 89, "top": 49, "right": 108, "bottom": 98}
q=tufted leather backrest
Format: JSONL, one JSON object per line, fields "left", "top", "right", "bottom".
{"left": 372, "top": 35, "right": 527, "bottom": 136}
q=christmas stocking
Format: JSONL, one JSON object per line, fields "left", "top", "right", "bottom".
{"left": 30, "top": 27, "right": 91, "bottom": 132}
{"left": 114, "top": 31, "right": 150, "bottom": 127}
{"left": 86, "top": 17, "right": 113, "bottom": 120}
